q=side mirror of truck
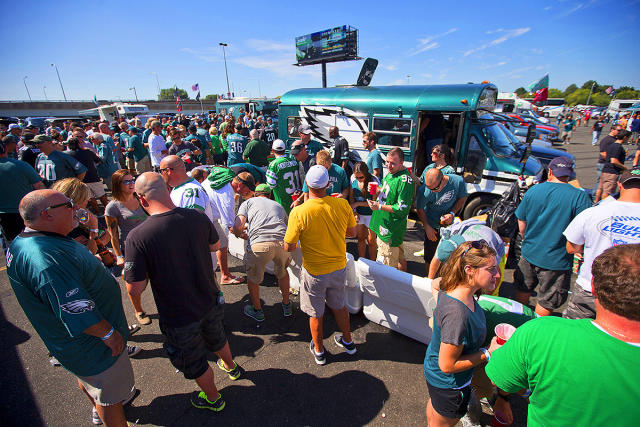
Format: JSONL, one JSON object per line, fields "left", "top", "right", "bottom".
{"left": 526, "top": 124, "right": 536, "bottom": 145}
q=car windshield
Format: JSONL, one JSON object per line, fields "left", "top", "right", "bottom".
{"left": 481, "top": 123, "right": 520, "bottom": 157}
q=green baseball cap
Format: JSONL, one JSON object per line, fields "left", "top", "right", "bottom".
{"left": 255, "top": 183, "right": 271, "bottom": 193}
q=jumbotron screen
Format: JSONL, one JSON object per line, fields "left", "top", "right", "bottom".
{"left": 295, "top": 26, "right": 358, "bottom": 65}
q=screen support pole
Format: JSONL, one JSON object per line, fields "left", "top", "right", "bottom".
{"left": 321, "top": 61, "right": 327, "bottom": 88}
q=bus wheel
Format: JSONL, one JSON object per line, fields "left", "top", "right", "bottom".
{"left": 462, "top": 194, "right": 498, "bottom": 220}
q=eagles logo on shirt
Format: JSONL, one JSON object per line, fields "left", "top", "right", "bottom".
{"left": 60, "top": 299, "right": 96, "bottom": 314}
{"left": 124, "top": 262, "right": 134, "bottom": 271}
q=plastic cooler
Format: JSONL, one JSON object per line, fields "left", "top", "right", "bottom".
{"left": 355, "top": 258, "right": 435, "bottom": 344}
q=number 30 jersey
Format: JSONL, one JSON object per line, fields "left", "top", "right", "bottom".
{"left": 266, "top": 155, "right": 301, "bottom": 215}
{"left": 170, "top": 178, "right": 214, "bottom": 222}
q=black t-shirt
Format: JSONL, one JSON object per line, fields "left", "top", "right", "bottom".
{"left": 261, "top": 128, "right": 277, "bottom": 146}
{"left": 602, "top": 143, "right": 626, "bottom": 175}
{"left": 18, "top": 144, "right": 40, "bottom": 169}
{"left": 593, "top": 122, "right": 604, "bottom": 132}
{"left": 598, "top": 135, "right": 616, "bottom": 164}
{"left": 124, "top": 208, "right": 219, "bottom": 328}
{"left": 65, "top": 149, "right": 101, "bottom": 183}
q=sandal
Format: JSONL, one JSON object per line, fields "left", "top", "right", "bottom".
{"left": 135, "top": 311, "right": 151, "bottom": 325}
{"left": 220, "top": 276, "right": 245, "bottom": 285}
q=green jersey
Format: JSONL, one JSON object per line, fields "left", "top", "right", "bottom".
{"left": 0, "top": 158, "right": 42, "bottom": 213}
{"left": 477, "top": 295, "right": 538, "bottom": 347}
{"left": 35, "top": 150, "right": 87, "bottom": 187}
{"left": 266, "top": 155, "right": 301, "bottom": 215}
{"left": 207, "top": 166, "right": 236, "bottom": 190}
{"left": 369, "top": 168, "right": 414, "bottom": 246}
{"left": 7, "top": 232, "right": 128, "bottom": 376}
{"left": 243, "top": 139, "right": 270, "bottom": 167}
{"left": 486, "top": 317, "right": 640, "bottom": 427}
{"left": 210, "top": 135, "right": 223, "bottom": 155}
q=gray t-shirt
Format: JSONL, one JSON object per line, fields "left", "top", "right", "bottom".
{"left": 237, "top": 196, "right": 287, "bottom": 247}
{"left": 104, "top": 200, "right": 148, "bottom": 251}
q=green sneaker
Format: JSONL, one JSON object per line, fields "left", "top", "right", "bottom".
{"left": 190, "top": 391, "right": 225, "bottom": 412}
{"left": 243, "top": 305, "right": 265, "bottom": 322}
{"left": 217, "top": 359, "right": 241, "bottom": 380}
{"left": 282, "top": 302, "right": 293, "bottom": 317}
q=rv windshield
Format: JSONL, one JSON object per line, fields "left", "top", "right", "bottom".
{"left": 481, "top": 123, "right": 520, "bottom": 157}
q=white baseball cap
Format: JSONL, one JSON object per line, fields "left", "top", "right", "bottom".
{"left": 272, "top": 139, "right": 286, "bottom": 152}
{"left": 305, "top": 165, "right": 329, "bottom": 189}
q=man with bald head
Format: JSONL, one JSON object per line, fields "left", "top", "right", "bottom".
{"left": 124, "top": 172, "right": 241, "bottom": 412}
{"left": 416, "top": 167, "right": 468, "bottom": 268}
{"left": 8, "top": 190, "right": 133, "bottom": 426}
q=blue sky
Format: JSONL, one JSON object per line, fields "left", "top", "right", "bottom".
{"left": 2, "top": 0, "right": 639, "bottom": 101}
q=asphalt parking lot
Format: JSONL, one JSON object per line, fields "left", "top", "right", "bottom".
{"left": 0, "top": 120, "right": 611, "bottom": 426}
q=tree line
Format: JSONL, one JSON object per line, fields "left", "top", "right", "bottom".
{"left": 514, "top": 81, "right": 639, "bottom": 106}
{"left": 157, "top": 88, "right": 218, "bottom": 102}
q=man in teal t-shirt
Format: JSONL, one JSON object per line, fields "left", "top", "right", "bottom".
{"left": 7, "top": 189, "right": 133, "bottom": 423}
{"left": 302, "top": 159, "right": 349, "bottom": 198}
{"left": 363, "top": 132, "right": 384, "bottom": 180}
{"left": 514, "top": 157, "right": 591, "bottom": 316}
{"left": 34, "top": 135, "right": 87, "bottom": 187}
{"left": 226, "top": 125, "right": 248, "bottom": 166}
{"left": 126, "top": 127, "right": 151, "bottom": 174}
{"left": 486, "top": 243, "right": 640, "bottom": 427}
{"left": 297, "top": 124, "right": 324, "bottom": 157}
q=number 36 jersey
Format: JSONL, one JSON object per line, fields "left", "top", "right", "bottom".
{"left": 170, "top": 178, "right": 214, "bottom": 223}
{"left": 266, "top": 155, "right": 301, "bottom": 215}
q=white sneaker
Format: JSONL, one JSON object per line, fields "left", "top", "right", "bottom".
{"left": 91, "top": 407, "right": 102, "bottom": 425}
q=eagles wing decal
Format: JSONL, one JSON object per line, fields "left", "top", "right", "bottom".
{"left": 60, "top": 299, "right": 96, "bottom": 314}
{"left": 300, "top": 106, "right": 369, "bottom": 145}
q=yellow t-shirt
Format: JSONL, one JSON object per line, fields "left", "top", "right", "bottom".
{"left": 284, "top": 196, "right": 356, "bottom": 276}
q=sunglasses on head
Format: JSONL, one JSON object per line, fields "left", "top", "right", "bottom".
{"left": 427, "top": 175, "right": 444, "bottom": 191}
{"left": 461, "top": 240, "right": 489, "bottom": 257}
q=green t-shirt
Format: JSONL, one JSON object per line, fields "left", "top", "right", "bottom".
{"left": 206, "top": 166, "right": 236, "bottom": 190}
{"left": 0, "top": 158, "right": 42, "bottom": 213}
{"left": 266, "top": 155, "right": 301, "bottom": 215}
{"left": 210, "top": 135, "right": 223, "bottom": 155}
{"left": 243, "top": 139, "right": 270, "bottom": 167}
{"left": 126, "top": 134, "right": 148, "bottom": 162}
{"left": 477, "top": 295, "right": 538, "bottom": 347}
{"left": 35, "top": 151, "right": 87, "bottom": 187}
{"left": 369, "top": 168, "right": 414, "bottom": 246}
{"left": 302, "top": 163, "right": 349, "bottom": 195}
{"left": 7, "top": 232, "right": 129, "bottom": 377}
{"left": 486, "top": 317, "right": 640, "bottom": 427}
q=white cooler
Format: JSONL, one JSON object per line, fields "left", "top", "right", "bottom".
{"left": 355, "top": 258, "right": 435, "bottom": 344}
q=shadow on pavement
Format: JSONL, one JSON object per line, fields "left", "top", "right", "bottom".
{"left": 0, "top": 301, "right": 45, "bottom": 427}
{"left": 126, "top": 368, "right": 389, "bottom": 426}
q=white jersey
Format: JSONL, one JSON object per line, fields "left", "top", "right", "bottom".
{"left": 208, "top": 182, "right": 235, "bottom": 228}
{"left": 563, "top": 200, "right": 640, "bottom": 291}
{"left": 148, "top": 133, "right": 166, "bottom": 167}
{"left": 170, "top": 178, "right": 214, "bottom": 222}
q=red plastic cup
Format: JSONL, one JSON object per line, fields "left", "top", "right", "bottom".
{"left": 330, "top": 193, "right": 340, "bottom": 197}
{"left": 495, "top": 323, "right": 516, "bottom": 345}
{"left": 368, "top": 182, "right": 378, "bottom": 196}
{"left": 291, "top": 193, "right": 299, "bottom": 202}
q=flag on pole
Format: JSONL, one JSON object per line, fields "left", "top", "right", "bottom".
{"left": 527, "top": 73, "right": 549, "bottom": 93}
{"left": 605, "top": 86, "right": 614, "bottom": 95}
{"left": 533, "top": 87, "right": 548, "bottom": 103}
{"left": 192, "top": 83, "right": 199, "bottom": 92}
{"left": 93, "top": 95, "right": 99, "bottom": 106}
{"left": 196, "top": 91, "right": 201, "bottom": 102}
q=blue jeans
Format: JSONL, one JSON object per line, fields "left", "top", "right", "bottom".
{"left": 592, "top": 131, "right": 601, "bottom": 145}
{"left": 595, "top": 163, "right": 604, "bottom": 189}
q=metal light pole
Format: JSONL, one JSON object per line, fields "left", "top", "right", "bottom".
{"left": 51, "top": 63, "right": 67, "bottom": 101}
{"left": 23, "top": 76, "right": 32, "bottom": 101}
{"left": 586, "top": 81, "right": 596, "bottom": 106}
{"left": 129, "top": 86, "right": 139, "bottom": 102}
{"left": 406, "top": 75, "right": 411, "bottom": 84}
{"left": 151, "top": 72, "right": 161, "bottom": 99}
{"left": 43, "top": 86, "right": 48, "bottom": 101}
{"left": 219, "top": 43, "right": 231, "bottom": 98}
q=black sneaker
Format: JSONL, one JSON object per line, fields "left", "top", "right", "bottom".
{"left": 309, "top": 340, "right": 326, "bottom": 365}
{"left": 191, "top": 391, "right": 225, "bottom": 412}
{"left": 334, "top": 334, "right": 356, "bottom": 355}
{"left": 127, "top": 345, "right": 142, "bottom": 358}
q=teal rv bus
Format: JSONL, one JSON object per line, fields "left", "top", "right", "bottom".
{"left": 216, "top": 97, "right": 279, "bottom": 118}
{"left": 278, "top": 83, "right": 543, "bottom": 218}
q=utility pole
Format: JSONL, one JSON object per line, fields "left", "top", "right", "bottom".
{"left": 51, "top": 63, "right": 67, "bottom": 101}
{"left": 129, "top": 86, "right": 139, "bottom": 102}
{"left": 43, "top": 86, "right": 48, "bottom": 101}
{"left": 151, "top": 72, "right": 161, "bottom": 99}
{"left": 219, "top": 43, "right": 231, "bottom": 98}
{"left": 407, "top": 75, "right": 411, "bottom": 84}
{"left": 586, "top": 81, "right": 596, "bottom": 106}
{"left": 23, "top": 76, "right": 32, "bottom": 101}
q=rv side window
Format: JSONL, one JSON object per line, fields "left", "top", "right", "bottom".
{"left": 373, "top": 118, "right": 412, "bottom": 148}
{"left": 287, "top": 117, "right": 303, "bottom": 138}
{"left": 463, "top": 136, "right": 486, "bottom": 184}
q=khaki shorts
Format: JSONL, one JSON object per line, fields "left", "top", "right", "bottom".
{"left": 126, "top": 157, "right": 135, "bottom": 171}
{"left": 135, "top": 155, "right": 152, "bottom": 175}
{"left": 376, "top": 237, "right": 405, "bottom": 267}
{"left": 245, "top": 241, "right": 291, "bottom": 283}
{"left": 77, "top": 351, "right": 134, "bottom": 406}
{"left": 300, "top": 266, "right": 346, "bottom": 318}
{"left": 561, "top": 130, "right": 573, "bottom": 140}
{"left": 86, "top": 181, "right": 106, "bottom": 199}
{"left": 214, "top": 220, "right": 229, "bottom": 248}
{"left": 598, "top": 172, "right": 619, "bottom": 195}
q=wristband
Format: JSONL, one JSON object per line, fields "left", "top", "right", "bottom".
{"left": 480, "top": 347, "right": 490, "bottom": 362}
{"left": 449, "top": 211, "right": 455, "bottom": 218}
{"left": 90, "top": 228, "right": 99, "bottom": 233}
{"left": 117, "top": 255, "right": 124, "bottom": 260}
{"left": 100, "top": 327, "right": 114, "bottom": 341}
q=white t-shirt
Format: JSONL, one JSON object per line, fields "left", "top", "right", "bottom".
{"left": 148, "top": 133, "right": 166, "bottom": 167}
{"left": 170, "top": 178, "right": 214, "bottom": 223}
{"left": 563, "top": 200, "right": 640, "bottom": 291}
{"left": 208, "top": 182, "right": 235, "bottom": 228}
{"left": 201, "top": 181, "right": 222, "bottom": 221}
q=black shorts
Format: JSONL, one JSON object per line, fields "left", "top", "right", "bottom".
{"left": 162, "top": 303, "right": 226, "bottom": 380}
{"left": 426, "top": 381, "right": 472, "bottom": 419}
{"left": 0, "top": 213, "right": 25, "bottom": 241}
{"left": 514, "top": 257, "right": 571, "bottom": 311}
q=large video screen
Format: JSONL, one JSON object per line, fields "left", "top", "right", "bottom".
{"left": 296, "top": 26, "right": 358, "bottom": 65}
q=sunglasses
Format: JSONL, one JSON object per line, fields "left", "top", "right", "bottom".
{"left": 122, "top": 179, "right": 135, "bottom": 185}
{"left": 159, "top": 167, "right": 173, "bottom": 173}
{"left": 427, "top": 175, "right": 444, "bottom": 191}
{"left": 461, "top": 240, "right": 489, "bottom": 258}
{"left": 42, "top": 199, "right": 74, "bottom": 213}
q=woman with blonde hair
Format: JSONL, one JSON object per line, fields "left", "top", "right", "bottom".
{"left": 349, "top": 161, "right": 379, "bottom": 260}
{"left": 105, "top": 169, "right": 150, "bottom": 326}
{"left": 423, "top": 240, "right": 502, "bottom": 427}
